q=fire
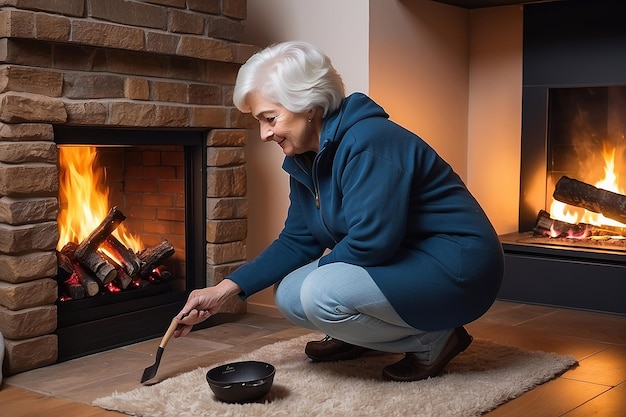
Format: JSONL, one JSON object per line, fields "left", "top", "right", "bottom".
{"left": 57, "top": 147, "right": 143, "bottom": 252}
{"left": 549, "top": 146, "right": 626, "bottom": 228}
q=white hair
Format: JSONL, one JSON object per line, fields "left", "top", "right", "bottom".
{"left": 233, "top": 41, "right": 345, "bottom": 117}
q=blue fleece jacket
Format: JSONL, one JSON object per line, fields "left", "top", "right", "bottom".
{"left": 228, "top": 93, "right": 504, "bottom": 330}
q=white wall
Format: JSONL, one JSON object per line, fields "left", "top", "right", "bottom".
{"left": 369, "top": 0, "right": 470, "bottom": 178}
{"left": 467, "top": 5, "right": 523, "bottom": 235}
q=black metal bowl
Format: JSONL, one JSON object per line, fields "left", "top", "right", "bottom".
{"left": 206, "top": 360, "right": 275, "bottom": 403}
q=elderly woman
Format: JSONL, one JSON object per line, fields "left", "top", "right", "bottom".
{"left": 175, "top": 41, "right": 504, "bottom": 381}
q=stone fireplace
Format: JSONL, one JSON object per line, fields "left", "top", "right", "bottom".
{"left": 0, "top": 0, "right": 256, "bottom": 376}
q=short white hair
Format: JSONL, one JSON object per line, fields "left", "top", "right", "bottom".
{"left": 233, "top": 41, "right": 345, "bottom": 117}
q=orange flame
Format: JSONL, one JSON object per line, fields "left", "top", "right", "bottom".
{"left": 57, "top": 147, "right": 143, "bottom": 252}
{"left": 550, "top": 146, "right": 626, "bottom": 228}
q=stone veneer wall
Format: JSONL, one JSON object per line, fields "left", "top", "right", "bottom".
{"left": 0, "top": 0, "right": 256, "bottom": 375}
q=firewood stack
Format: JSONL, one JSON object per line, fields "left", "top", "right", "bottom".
{"left": 56, "top": 207, "right": 175, "bottom": 301}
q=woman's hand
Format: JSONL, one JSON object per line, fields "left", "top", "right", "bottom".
{"left": 174, "top": 279, "right": 241, "bottom": 338}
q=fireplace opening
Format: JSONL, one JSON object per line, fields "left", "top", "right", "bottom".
{"left": 518, "top": 85, "right": 626, "bottom": 252}
{"left": 53, "top": 127, "right": 207, "bottom": 361}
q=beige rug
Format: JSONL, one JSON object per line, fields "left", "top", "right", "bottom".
{"left": 93, "top": 334, "right": 577, "bottom": 417}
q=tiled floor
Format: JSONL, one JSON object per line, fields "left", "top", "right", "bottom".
{"left": 2, "top": 300, "right": 626, "bottom": 416}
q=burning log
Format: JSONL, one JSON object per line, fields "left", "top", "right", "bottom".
{"left": 74, "top": 206, "right": 126, "bottom": 262}
{"left": 74, "top": 207, "right": 126, "bottom": 284}
{"left": 56, "top": 206, "right": 176, "bottom": 301}
{"left": 534, "top": 209, "right": 626, "bottom": 238}
{"left": 58, "top": 244, "right": 102, "bottom": 297}
{"left": 77, "top": 251, "right": 117, "bottom": 284}
{"left": 137, "top": 239, "right": 175, "bottom": 278}
{"left": 553, "top": 176, "right": 626, "bottom": 225}
{"left": 101, "top": 235, "right": 141, "bottom": 276}
{"left": 73, "top": 262, "right": 101, "bottom": 296}
{"left": 534, "top": 210, "right": 589, "bottom": 238}
{"left": 64, "top": 278, "right": 86, "bottom": 300}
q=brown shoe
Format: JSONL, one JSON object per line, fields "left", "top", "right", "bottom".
{"left": 305, "top": 335, "right": 371, "bottom": 362}
{"left": 382, "top": 326, "right": 473, "bottom": 382}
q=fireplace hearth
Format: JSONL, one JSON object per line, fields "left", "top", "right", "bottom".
{"left": 0, "top": 1, "right": 254, "bottom": 376}
{"left": 498, "top": 0, "right": 626, "bottom": 315}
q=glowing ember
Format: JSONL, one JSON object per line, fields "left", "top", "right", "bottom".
{"left": 57, "top": 147, "right": 143, "bottom": 253}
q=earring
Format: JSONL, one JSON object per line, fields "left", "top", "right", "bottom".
{"left": 308, "top": 118, "right": 312, "bottom": 123}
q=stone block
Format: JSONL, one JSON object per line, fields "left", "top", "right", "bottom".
{"left": 124, "top": 77, "right": 149, "bottom": 100}
{"left": 0, "top": 196, "right": 58, "bottom": 225}
{"left": 206, "top": 147, "right": 245, "bottom": 167}
{"left": 0, "top": 304, "right": 56, "bottom": 339}
{"left": 170, "top": 9, "right": 204, "bottom": 35}
{"left": 105, "top": 49, "right": 170, "bottom": 78}
{"left": 64, "top": 101, "right": 107, "bottom": 125}
{"left": 206, "top": 129, "right": 246, "bottom": 147}
{"left": 151, "top": 81, "right": 189, "bottom": 104}
{"left": 206, "top": 240, "right": 246, "bottom": 264}
{"left": 0, "top": 122, "right": 53, "bottom": 141}
{"left": 0, "top": 66, "right": 63, "bottom": 96}
{"left": 206, "top": 219, "right": 247, "bottom": 243}
{"left": 0, "top": 278, "right": 57, "bottom": 310}
{"left": 207, "top": 166, "right": 246, "bottom": 197}
{"left": 89, "top": 0, "right": 167, "bottom": 30}
{"left": 229, "top": 109, "right": 257, "bottom": 129}
{"left": 222, "top": 0, "right": 246, "bottom": 20}
{"left": 206, "top": 261, "right": 245, "bottom": 286}
{"left": 154, "top": 105, "right": 189, "bottom": 127}
{"left": 0, "top": 162, "right": 57, "bottom": 195}
{"left": 0, "top": 92, "right": 67, "bottom": 123}
{"left": 190, "top": 106, "right": 228, "bottom": 128}
{"left": 0, "top": 38, "right": 53, "bottom": 68}
{"left": 0, "top": 252, "right": 57, "bottom": 284}
{"left": 188, "top": 84, "right": 222, "bottom": 105}
{"left": 108, "top": 102, "right": 156, "bottom": 126}
{"left": 206, "top": 197, "right": 248, "bottom": 220}
{"left": 0, "top": 0, "right": 84, "bottom": 17}
{"left": 63, "top": 73, "right": 125, "bottom": 99}
{"left": 71, "top": 20, "right": 144, "bottom": 51}
{"left": 0, "top": 141, "right": 57, "bottom": 163}
{"left": 177, "top": 36, "right": 233, "bottom": 62}
{"left": 145, "top": 32, "right": 179, "bottom": 55}
{"left": 0, "top": 222, "right": 58, "bottom": 253}
{"left": 187, "top": 0, "right": 220, "bottom": 15}
{"left": 232, "top": 43, "right": 258, "bottom": 65}
{"left": 205, "top": 60, "right": 238, "bottom": 84}
{"left": 34, "top": 12, "right": 70, "bottom": 41}
{"left": 206, "top": 16, "right": 243, "bottom": 43}
{"left": 3, "top": 334, "right": 57, "bottom": 376}
{"left": 0, "top": 9, "right": 34, "bottom": 38}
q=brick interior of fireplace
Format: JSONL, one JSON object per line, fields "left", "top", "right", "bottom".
{"left": 0, "top": 0, "right": 255, "bottom": 376}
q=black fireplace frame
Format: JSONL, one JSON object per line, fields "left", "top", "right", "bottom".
{"left": 53, "top": 126, "right": 210, "bottom": 361}
{"left": 498, "top": 0, "right": 626, "bottom": 315}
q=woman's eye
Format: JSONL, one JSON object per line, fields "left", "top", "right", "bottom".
{"left": 266, "top": 116, "right": 277, "bottom": 123}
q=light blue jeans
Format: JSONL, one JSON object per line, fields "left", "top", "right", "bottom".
{"left": 274, "top": 260, "right": 454, "bottom": 365}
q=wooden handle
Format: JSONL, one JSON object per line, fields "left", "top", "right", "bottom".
{"left": 159, "top": 317, "right": 179, "bottom": 348}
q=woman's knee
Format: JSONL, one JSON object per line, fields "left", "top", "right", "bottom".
{"left": 300, "top": 271, "right": 357, "bottom": 323}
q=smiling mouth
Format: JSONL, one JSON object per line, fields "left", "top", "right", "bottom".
{"left": 276, "top": 138, "right": 286, "bottom": 146}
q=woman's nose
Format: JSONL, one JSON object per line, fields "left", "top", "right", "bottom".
{"left": 260, "top": 125, "right": 274, "bottom": 141}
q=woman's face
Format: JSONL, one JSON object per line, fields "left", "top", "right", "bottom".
{"left": 246, "top": 91, "right": 320, "bottom": 156}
